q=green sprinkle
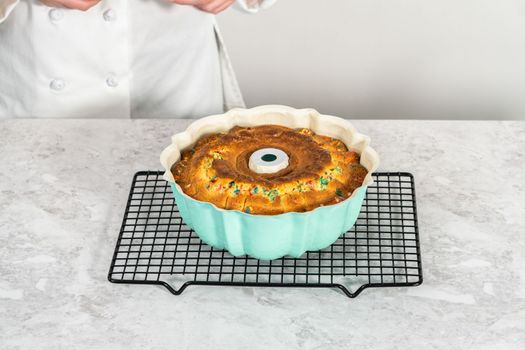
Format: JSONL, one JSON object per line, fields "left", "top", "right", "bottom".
{"left": 319, "top": 176, "right": 329, "bottom": 190}
{"left": 263, "top": 188, "right": 279, "bottom": 201}
{"left": 245, "top": 207, "right": 251, "bottom": 214}
{"left": 336, "top": 188, "right": 344, "bottom": 197}
{"left": 333, "top": 166, "right": 342, "bottom": 174}
{"left": 234, "top": 188, "right": 240, "bottom": 195}
{"left": 210, "top": 175, "right": 218, "bottom": 182}
{"left": 228, "top": 181, "right": 235, "bottom": 188}
{"left": 251, "top": 186, "right": 259, "bottom": 194}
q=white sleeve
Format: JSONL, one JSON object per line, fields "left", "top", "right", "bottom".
{"left": 235, "top": 0, "right": 277, "bottom": 14}
{"left": 0, "top": 0, "right": 19, "bottom": 23}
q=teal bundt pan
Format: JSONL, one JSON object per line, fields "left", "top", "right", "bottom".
{"left": 160, "top": 105, "right": 379, "bottom": 260}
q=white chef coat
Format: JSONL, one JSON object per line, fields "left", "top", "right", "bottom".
{"left": 0, "top": 0, "right": 276, "bottom": 118}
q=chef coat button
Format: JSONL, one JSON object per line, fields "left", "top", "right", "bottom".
{"left": 50, "top": 79, "right": 65, "bottom": 91}
{"left": 103, "top": 9, "right": 117, "bottom": 22}
{"left": 48, "top": 9, "right": 64, "bottom": 22}
{"left": 106, "top": 75, "right": 119, "bottom": 88}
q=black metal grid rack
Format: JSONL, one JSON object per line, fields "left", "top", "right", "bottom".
{"left": 108, "top": 171, "right": 423, "bottom": 298}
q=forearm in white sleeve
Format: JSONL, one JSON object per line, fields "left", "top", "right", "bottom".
{"left": 0, "top": 0, "right": 19, "bottom": 23}
{"left": 235, "top": 0, "right": 277, "bottom": 14}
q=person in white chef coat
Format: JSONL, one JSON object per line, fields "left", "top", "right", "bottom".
{"left": 0, "top": 0, "right": 275, "bottom": 119}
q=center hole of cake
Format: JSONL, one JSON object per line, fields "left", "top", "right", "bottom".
{"left": 249, "top": 147, "right": 289, "bottom": 174}
{"left": 261, "top": 154, "right": 277, "bottom": 162}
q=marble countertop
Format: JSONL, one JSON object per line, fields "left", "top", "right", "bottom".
{"left": 1, "top": 119, "right": 524, "bottom": 350}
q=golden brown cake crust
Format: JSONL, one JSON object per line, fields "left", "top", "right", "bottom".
{"left": 172, "top": 125, "right": 367, "bottom": 215}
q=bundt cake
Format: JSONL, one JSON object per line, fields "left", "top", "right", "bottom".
{"left": 171, "top": 124, "right": 367, "bottom": 215}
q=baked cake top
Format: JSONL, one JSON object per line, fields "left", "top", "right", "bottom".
{"left": 172, "top": 125, "right": 367, "bottom": 215}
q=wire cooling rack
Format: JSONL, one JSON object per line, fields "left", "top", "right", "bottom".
{"left": 108, "top": 171, "right": 423, "bottom": 298}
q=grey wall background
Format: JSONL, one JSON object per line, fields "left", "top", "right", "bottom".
{"left": 218, "top": 0, "right": 525, "bottom": 120}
